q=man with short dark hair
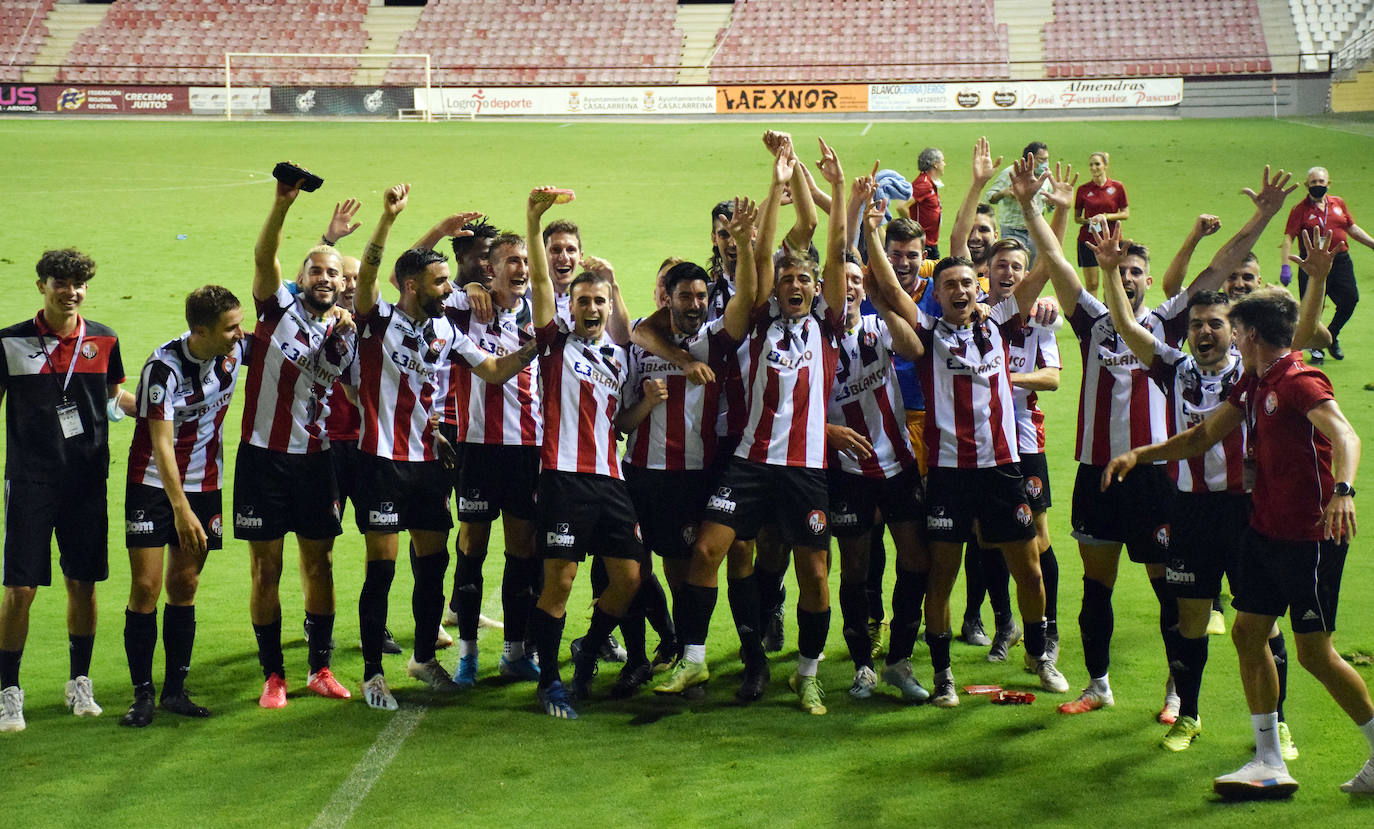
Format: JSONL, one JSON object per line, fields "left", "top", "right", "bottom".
{"left": 986, "top": 140, "right": 1052, "bottom": 260}
{"left": 0, "top": 248, "right": 132, "bottom": 732}
{"left": 120, "top": 285, "right": 246, "bottom": 727}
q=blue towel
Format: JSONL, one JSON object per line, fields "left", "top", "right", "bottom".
{"left": 875, "top": 169, "right": 912, "bottom": 220}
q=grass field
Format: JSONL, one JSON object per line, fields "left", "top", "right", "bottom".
{"left": 1, "top": 115, "right": 1373, "bottom": 828}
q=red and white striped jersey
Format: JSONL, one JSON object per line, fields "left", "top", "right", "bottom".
{"left": 736, "top": 299, "right": 842, "bottom": 469}
{"left": 537, "top": 319, "right": 630, "bottom": 479}
{"left": 916, "top": 298, "right": 1021, "bottom": 469}
{"left": 1006, "top": 321, "right": 1060, "bottom": 454}
{"left": 1150, "top": 342, "right": 1247, "bottom": 494}
{"left": 240, "top": 284, "right": 354, "bottom": 455}
{"left": 1068, "top": 289, "right": 1188, "bottom": 466}
{"left": 828, "top": 314, "right": 914, "bottom": 478}
{"left": 623, "top": 316, "right": 735, "bottom": 471}
{"left": 442, "top": 292, "right": 542, "bottom": 446}
{"left": 323, "top": 378, "right": 360, "bottom": 443}
{"left": 352, "top": 297, "right": 487, "bottom": 462}
{"left": 129, "top": 335, "right": 245, "bottom": 492}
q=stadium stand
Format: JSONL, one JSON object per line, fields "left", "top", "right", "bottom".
{"left": 384, "top": 0, "right": 683, "bottom": 86}
{"left": 1043, "top": 0, "right": 1273, "bottom": 78}
{"left": 55, "top": 0, "right": 369, "bottom": 85}
{"left": 0, "top": 0, "right": 53, "bottom": 82}
{"left": 706, "top": 0, "right": 1010, "bottom": 83}
{"left": 1302, "top": 0, "right": 1371, "bottom": 69}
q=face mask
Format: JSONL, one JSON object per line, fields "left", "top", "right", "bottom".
{"left": 1308, "top": 185, "right": 1328, "bottom": 200}
{"left": 1034, "top": 163, "right": 1049, "bottom": 177}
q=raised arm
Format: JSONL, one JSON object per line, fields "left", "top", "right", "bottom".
{"left": 1094, "top": 225, "right": 1158, "bottom": 364}
{"left": 1101, "top": 403, "right": 1245, "bottom": 490}
{"left": 815, "top": 137, "right": 848, "bottom": 317}
{"left": 322, "top": 198, "right": 362, "bottom": 247}
{"left": 865, "top": 262, "right": 923, "bottom": 361}
{"left": 1182, "top": 166, "right": 1296, "bottom": 298}
{"left": 527, "top": 189, "right": 558, "bottom": 328}
{"left": 1010, "top": 153, "right": 1082, "bottom": 312}
{"left": 355, "top": 183, "right": 410, "bottom": 318}
{"left": 846, "top": 163, "right": 879, "bottom": 254}
{"left": 411, "top": 212, "right": 482, "bottom": 252}
{"left": 1160, "top": 214, "right": 1222, "bottom": 298}
{"left": 723, "top": 197, "right": 759, "bottom": 342}
{"left": 253, "top": 173, "right": 303, "bottom": 301}
{"left": 1044, "top": 162, "right": 1077, "bottom": 245}
{"left": 862, "top": 199, "right": 921, "bottom": 332}
{"left": 1292, "top": 228, "right": 1334, "bottom": 350}
{"left": 951, "top": 137, "right": 1002, "bottom": 260}
{"left": 753, "top": 148, "right": 796, "bottom": 307}
{"left": 765, "top": 131, "right": 819, "bottom": 252}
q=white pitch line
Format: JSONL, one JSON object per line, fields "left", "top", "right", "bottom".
{"left": 861, "top": 122, "right": 873, "bottom": 136}
{"left": 309, "top": 706, "right": 427, "bottom": 829}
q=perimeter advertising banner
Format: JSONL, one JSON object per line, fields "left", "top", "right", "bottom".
{"left": 0, "top": 84, "right": 40, "bottom": 112}
{"left": 39, "top": 85, "right": 190, "bottom": 114}
{"left": 270, "top": 86, "right": 413, "bottom": 116}
{"left": 418, "top": 86, "right": 715, "bottom": 116}
{"left": 189, "top": 86, "right": 271, "bottom": 115}
{"left": 866, "top": 78, "right": 1183, "bottom": 111}
{"left": 714, "top": 84, "right": 869, "bottom": 113}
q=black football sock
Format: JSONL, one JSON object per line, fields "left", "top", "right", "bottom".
{"left": 454, "top": 551, "right": 484, "bottom": 642}
{"left": 1041, "top": 546, "right": 1060, "bottom": 638}
{"left": 303, "top": 610, "right": 334, "bottom": 673}
{"left": 530, "top": 607, "right": 566, "bottom": 689}
{"left": 411, "top": 550, "right": 449, "bottom": 664}
{"left": 926, "top": 629, "right": 953, "bottom": 674}
{"left": 501, "top": 555, "right": 539, "bottom": 647}
{"left": 253, "top": 617, "right": 285, "bottom": 680}
{"left": 1079, "top": 578, "right": 1113, "bottom": 678}
{"left": 1174, "top": 634, "right": 1209, "bottom": 720}
{"left": 359, "top": 559, "right": 396, "bottom": 680}
{"left": 0, "top": 649, "right": 21, "bottom": 689}
{"left": 977, "top": 544, "right": 1011, "bottom": 629}
{"left": 68, "top": 633, "right": 95, "bottom": 680}
{"left": 866, "top": 524, "right": 887, "bottom": 622}
{"left": 1024, "top": 617, "right": 1048, "bottom": 662}
{"left": 124, "top": 608, "right": 157, "bottom": 690}
{"left": 162, "top": 604, "right": 196, "bottom": 696}
{"left": 618, "top": 586, "right": 649, "bottom": 665}
{"left": 590, "top": 555, "right": 609, "bottom": 602}
{"left": 1270, "top": 631, "right": 1289, "bottom": 721}
{"left": 582, "top": 605, "right": 621, "bottom": 663}
{"left": 640, "top": 570, "right": 675, "bottom": 646}
{"left": 962, "top": 543, "right": 986, "bottom": 622}
{"left": 839, "top": 581, "right": 873, "bottom": 670}
{"left": 681, "top": 583, "right": 718, "bottom": 649}
{"left": 726, "top": 573, "right": 764, "bottom": 664}
{"left": 1151, "top": 577, "right": 1183, "bottom": 675}
{"left": 796, "top": 607, "right": 830, "bottom": 661}
{"left": 753, "top": 562, "right": 785, "bottom": 619}
{"left": 886, "top": 567, "right": 926, "bottom": 665}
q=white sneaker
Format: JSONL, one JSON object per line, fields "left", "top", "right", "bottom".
{"left": 848, "top": 665, "right": 878, "bottom": 699}
{"left": 361, "top": 674, "right": 398, "bottom": 711}
{"left": 478, "top": 613, "right": 504, "bottom": 630}
{"left": 880, "top": 658, "right": 931, "bottom": 702}
{"left": 1030, "top": 656, "right": 1070, "bottom": 693}
{"left": 1341, "top": 757, "right": 1374, "bottom": 794}
{"left": 930, "top": 673, "right": 959, "bottom": 708}
{"left": 435, "top": 624, "right": 454, "bottom": 649}
{"left": 0, "top": 686, "right": 24, "bottom": 732}
{"left": 64, "top": 676, "right": 102, "bottom": 717}
{"left": 1213, "top": 759, "right": 1298, "bottom": 799}
{"left": 406, "top": 656, "right": 457, "bottom": 692}
{"left": 442, "top": 606, "right": 459, "bottom": 628}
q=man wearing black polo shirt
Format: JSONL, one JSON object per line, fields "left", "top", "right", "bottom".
{"left": 0, "top": 249, "right": 133, "bottom": 733}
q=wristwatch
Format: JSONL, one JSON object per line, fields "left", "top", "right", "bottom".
{"left": 1333, "top": 482, "right": 1356, "bottom": 497}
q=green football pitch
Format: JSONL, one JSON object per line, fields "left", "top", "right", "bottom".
{"left": 1, "top": 116, "right": 1372, "bottom": 827}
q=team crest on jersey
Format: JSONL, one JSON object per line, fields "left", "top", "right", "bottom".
{"left": 429, "top": 338, "right": 448, "bottom": 355}
{"left": 1015, "top": 503, "right": 1032, "bottom": 526}
{"left": 1263, "top": 391, "right": 1278, "bottom": 415}
{"left": 807, "top": 510, "right": 827, "bottom": 534}
{"left": 1105, "top": 186, "right": 1115, "bottom": 195}
{"left": 863, "top": 331, "right": 877, "bottom": 348}
{"left": 1025, "top": 476, "right": 1044, "bottom": 499}
{"left": 681, "top": 524, "right": 697, "bottom": 546}
{"left": 81, "top": 342, "right": 98, "bottom": 360}
{"left": 221, "top": 355, "right": 237, "bottom": 373}
{"left": 1154, "top": 524, "right": 1171, "bottom": 549}
{"left": 209, "top": 514, "right": 223, "bottom": 537}
{"left": 148, "top": 384, "right": 166, "bottom": 404}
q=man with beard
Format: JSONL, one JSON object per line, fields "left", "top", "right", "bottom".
{"left": 349, "top": 187, "right": 535, "bottom": 709}
{"left": 236, "top": 171, "right": 357, "bottom": 709}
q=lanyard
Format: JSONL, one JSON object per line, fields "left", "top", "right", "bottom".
{"left": 36, "top": 316, "right": 86, "bottom": 400}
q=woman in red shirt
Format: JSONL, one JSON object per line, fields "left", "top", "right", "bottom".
{"left": 1074, "top": 151, "right": 1130, "bottom": 296}
{"left": 906, "top": 147, "right": 944, "bottom": 260}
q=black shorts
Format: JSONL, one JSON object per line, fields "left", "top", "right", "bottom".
{"left": 125, "top": 482, "right": 224, "bottom": 552}
{"left": 925, "top": 465, "right": 1035, "bottom": 545}
{"left": 1077, "top": 240, "right": 1099, "bottom": 269}
{"left": 1020, "top": 451, "right": 1052, "bottom": 513}
{"left": 1232, "top": 528, "right": 1347, "bottom": 634}
{"left": 354, "top": 455, "right": 453, "bottom": 534}
{"left": 233, "top": 443, "right": 342, "bottom": 541}
{"left": 456, "top": 443, "right": 539, "bottom": 522}
{"left": 1071, "top": 463, "right": 1174, "bottom": 563}
{"left": 828, "top": 466, "right": 924, "bottom": 538}
{"left": 3, "top": 477, "right": 109, "bottom": 587}
{"left": 436, "top": 422, "right": 465, "bottom": 491}
{"left": 706, "top": 435, "right": 742, "bottom": 487}
{"left": 331, "top": 439, "right": 362, "bottom": 514}
{"left": 623, "top": 464, "right": 710, "bottom": 558}
{"left": 702, "top": 459, "right": 831, "bottom": 548}
{"left": 536, "top": 471, "right": 644, "bottom": 562}
{"left": 1165, "top": 490, "right": 1250, "bottom": 600}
